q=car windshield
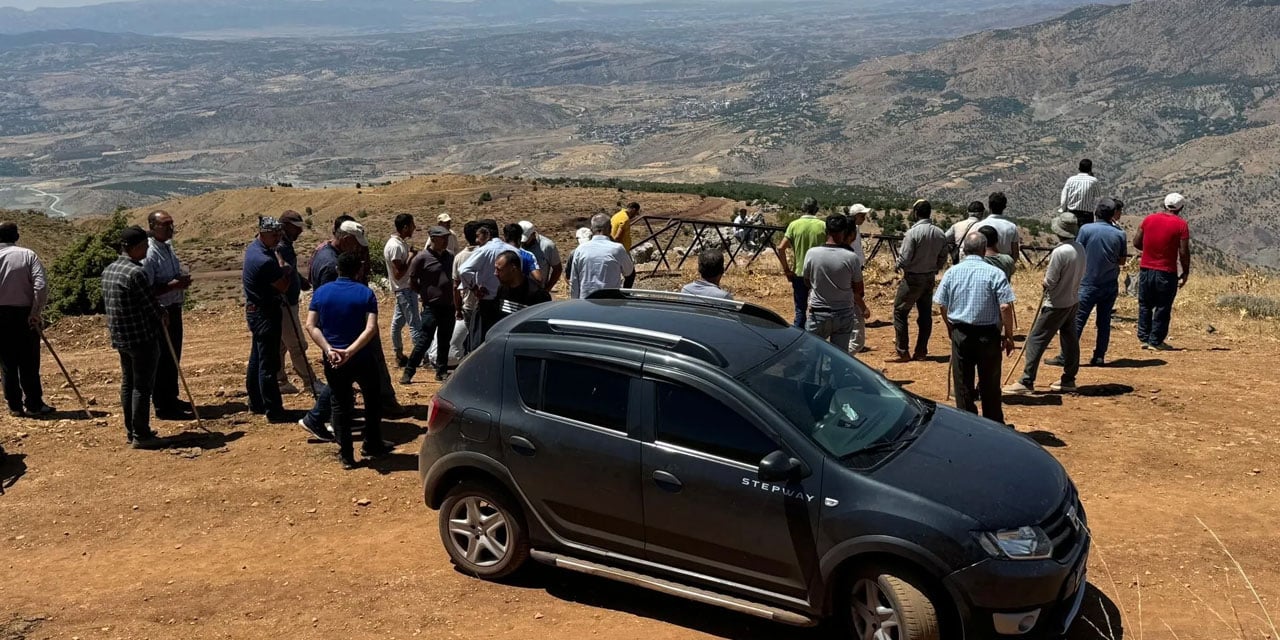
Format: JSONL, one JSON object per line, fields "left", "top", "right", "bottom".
{"left": 739, "top": 333, "right": 922, "bottom": 461}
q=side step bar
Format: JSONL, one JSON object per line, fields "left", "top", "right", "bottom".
{"left": 530, "top": 550, "right": 817, "bottom": 627}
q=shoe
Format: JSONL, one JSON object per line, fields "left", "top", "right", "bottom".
{"left": 338, "top": 453, "right": 358, "bottom": 470}
{"left": 1140, "top": 342, "right": 1153, "bottom": 350}
{"left": 887, "top": 352, "right": 912, "bottom": 363}
{"left": 361, "top": 442, "right": 395, "bottom": 460}
{"left": 1050, "top": 380, "right": 1077, "bottom": 393}
{"left": 8, "top": 408, "right": 25, "bottom": 418}
{"left": 912, "top": 352, "right": 927, "bottom": 361}
{"left": 1045, "top": 355, "right": 1065, "bottom": 367}
{"left": 1088, "top": 357, "right": 1106, "bottom": 367}
{"left": 435, "top": 370, "right": 450, "bottom": 382}
{"left": 299, "top": 418, "right": 335, "bottom": 442}
{"left": 278, "top": 382, "right": 301, "bottom": 395}
{"left": 131, "top": 433, "right": 164, "bottom": 450}
{"left": 1150, "top": 342, "right": 1174, "bottom": 351}
{"left": 1002, "top": 382, "right": 1033, "bottom": 396}
{"left": 399, "top": 371, "right": 414, "bottom": 385}
{"left": 25, "top": 404, "right": 55, "bottom": 416}
{"left": 395, "top": 353, "right": 408, "bottom": 368}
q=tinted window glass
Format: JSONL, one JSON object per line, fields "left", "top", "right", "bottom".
{"left": 541, "top": 359, "right": 629, "bottom": 431}
{"left": 515, "top": 357, "right": 542, "bottom": 409}
{"left": 655, "top": 382, "right": 776, "bottom": 465}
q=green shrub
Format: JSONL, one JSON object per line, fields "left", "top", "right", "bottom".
{"left": 480, "top": 192, "right": 493, "bottom": 202}
{"left": 1215, "top": 294, "right": 1280, "bottom": 318}
{"left": 46, "top": 209, "right": 130, "bottom": 320}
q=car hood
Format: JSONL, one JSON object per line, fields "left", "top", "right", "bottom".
{"left": 871, "top": 405, "right": 1069, "bottom": 530}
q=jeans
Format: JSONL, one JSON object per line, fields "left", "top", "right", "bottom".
{"left": 789, "top": 275, "right": 810, "bottom": 329}
{"left": 846, "top": 310, "right": 867, "bottom": 356}
{"left": 245, "top": 308, "right": 285, "bottom": 418}
{"left": 118, "top": 343, "right": 161, "bottom": 439}
{"left": 390, "top": 289, "right": 423, "bottom": 357}
{"left": 407, "top": 302, "right": 457, "bottom": 377}
{"left": 324, "top": 354, "right": 384, "bottom": 460}
{"left": 950, "top": 323, "right": 1004, "bottom": 424}
{"left": 806, "top": 307, "right": 856, "bottom": 352}
{"left": 278, "top": 302, "right": 317, "bottom": 388}
{"left": 0, "top": 306, "right": 44, "bottom": 412}
{"left": 1020, "top": 304, "right": 1080, "bottom": 387}
{"left": 153, "top": 304, "right": 184, "bottom": 410}
{"left": 893, "top": 272, "right": 936, "bottom": 356}
{"left": 1137, "top": 268, "right": 1179, "bottom": 345}
{"left": 302, "top": 383, "right": 333, "bottom": 430}
{"left": 1076, "top": 283, "right": 1118, "bottom": 360}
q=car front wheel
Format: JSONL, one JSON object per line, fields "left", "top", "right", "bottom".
{"left": 849, "top": 571, "right": 940, "bottom": 640}
{"left": 438, "top": 480, "right": 530, "bottom": 579}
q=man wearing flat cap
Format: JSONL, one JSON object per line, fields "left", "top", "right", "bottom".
{"left": 102, "top": 226, "right": 168, "bottom": 448}
{"left": 242, "top": 216, "right": 295, "bottom": 422}
{"left": 274, "top": 210, "right": 317, "bottom": 394}
{"left": 1003, "top": 213, "right": 1086, "bottom": 396}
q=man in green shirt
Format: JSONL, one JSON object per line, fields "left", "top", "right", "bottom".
{"left": 775, "top": 197, "right": 828, "bottom": 328}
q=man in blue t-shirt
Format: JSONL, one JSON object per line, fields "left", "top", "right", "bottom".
{"left": 1049, "top": 198, "right": 1128, "bottom": 367}
{"left": 306, "top": 251, "right": 391, "bottom": 469}
{"left": 242, "top": 217, "right": 294, "bottom": 422}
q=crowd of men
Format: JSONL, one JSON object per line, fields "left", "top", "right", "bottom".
{"left": 0, "top": 161, "right": 1195, "bottom": 461}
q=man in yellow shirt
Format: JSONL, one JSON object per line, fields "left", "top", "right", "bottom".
{"left": 611, "top": 202, "right": 641, "bottom": 287}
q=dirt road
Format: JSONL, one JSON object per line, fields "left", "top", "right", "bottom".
{"left": 3, "top": 268, "right": 1280, "bottom": 640}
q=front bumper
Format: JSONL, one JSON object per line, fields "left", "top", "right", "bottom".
{"left": 945, "top": 534, "right": 1090, "bottom": 638}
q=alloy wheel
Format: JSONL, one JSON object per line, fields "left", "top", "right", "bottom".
{"left": 446, "top": 496, "right": 510, "bottom": 567}
{"left": 851, "top": 578, "right": 903, "bottom": 640}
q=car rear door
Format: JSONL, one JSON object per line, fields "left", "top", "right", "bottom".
{"left": 638, "top": 361, "right": 823, "bottom": 599}
{"left": 501, "top": 341, "right": 646, "bottom": 557}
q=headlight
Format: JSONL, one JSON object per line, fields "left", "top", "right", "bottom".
{"left": 978, "top": 526, "right": 1053, "bottom": 560}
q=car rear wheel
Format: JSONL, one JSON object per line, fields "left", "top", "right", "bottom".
{"left": 438, "top": 480, "right": 529, "bottom": 579}
{"left": 849, "top": 572, "right": 940, "bottom": 640}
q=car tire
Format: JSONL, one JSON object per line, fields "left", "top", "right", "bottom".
{"left": 848, "top": 570, "right": 940, "bottom": 640}
{"left": 438, "top": 480, "right": 530, "bottom": 580}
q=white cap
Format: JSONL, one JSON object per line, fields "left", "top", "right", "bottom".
{"left": 518, "top": 220, "right": 535, "bottom": 244}
{"left": 848, "top": 204, "right": 871, "bottom": 215}
{"left": 1164, "top": 193, "right": 1186, "bottom": 211}
{"left": 337, "top": 220, "right": 368, "bottom": 247}
{"left": 437, "top": 213, "right": 451, "bottom": 223}
{"left": 575, "top": 227, "right": 592, "bottom": 247}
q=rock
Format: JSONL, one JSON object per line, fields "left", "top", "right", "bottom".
{"left": 355, "top": 498, "right": 372, "bottom": 507}
{"left": 214, "top": 389, "right": 226, "bottom": 398}
{"left": 1206, "top": 324, "right": 1217, "bottom": 334}
{"left": 534, "top": 613, "right": 544, "bottom": 620}
{"left": 306, "top": 508, "right": 317, "bottom": 514}
{"left": 87, "top": 397, "right": 98, "bottom": 406}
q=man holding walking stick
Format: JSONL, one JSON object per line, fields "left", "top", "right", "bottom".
{"left": 0, "top": 221, "right": 55, "bottom": 417}
{"left": 934, "top": 232, "right": 1016, "bottom": 425}
{"left": 142, "top": 210, "right": 195, "bottom": 420}
{"left": 103, "top": 226, "right": 168, "bottom": 449}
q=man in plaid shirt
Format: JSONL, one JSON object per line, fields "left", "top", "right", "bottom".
{"left": 102, "top": 226, "right": 167, "bottom": 449}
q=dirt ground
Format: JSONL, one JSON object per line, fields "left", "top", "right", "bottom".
{"left": 4, "top": 229, "right": 1280, "bottom": 640}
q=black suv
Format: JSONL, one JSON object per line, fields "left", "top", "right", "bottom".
{"left": 419, "top": 291, "right": 1089, "bottom": 639}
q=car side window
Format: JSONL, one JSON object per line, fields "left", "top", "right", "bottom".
{"left": 537, "top": 359, "right": 630, "bottom": 432}
{"left": 654, "top": 381, "right": 777, "bottom": 465}
{"left": 515, "top": 356, "right": 542, "bottom": 409}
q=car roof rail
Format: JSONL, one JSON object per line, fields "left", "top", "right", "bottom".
{"left": 585, "top": 289, "right": 788, "bottom": 327}
{"left": 511, "top": 318, "right": 728, "bottom": 367}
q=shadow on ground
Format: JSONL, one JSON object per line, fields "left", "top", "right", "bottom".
{"left": 1075, "top": 384, "right": 1135, "bottom": 397}
{"left": 156, "top": 430, "right": 245, "bottom": 450}
{"left": 1024, "top": 430, "right": 1068, "bottom": 447}
{"left": 1105, "top": 358, "right": 1165, "bottom": 368}
{"left": 367, "top": 452, "right": 417, "bottom": 475}
{"left": 1, "top": 452, "right": 28, "bottom": 494}
{"left": 199, "top": 401, "right": 249, "bottom": 419}
{"left": 23, "top": 409, "right": 110, "bottom": 421}
{"left": 1066, "top": 583, "right": 1125, "bottom": 639}
{"left": 1005, "top": 394, "right": 1064, "bottom": 406}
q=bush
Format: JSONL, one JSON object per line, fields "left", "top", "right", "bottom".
{"left": 46, "top": 209, "right": 130, "bottom": 320}
{"left": 1215, "top": 294, "right": 1280, "bottom": 318}
{"left": 480, "top": 192, "right": 493, "bottom": 202}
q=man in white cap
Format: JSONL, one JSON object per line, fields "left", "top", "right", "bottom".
{"left": 518, "top": 220, "right": 563, "bottom": 294}
{"left": 437, "top": 212, "right": 459, "bottom": 254}
{"left": 846, "top": 204, "right": 870, "bottom": 267}
{"left": 1133, "top": 193, "right": 1191, "bottom": 350}
{"left": 1003, "top": 213, "right": 1086, "bottom": 396}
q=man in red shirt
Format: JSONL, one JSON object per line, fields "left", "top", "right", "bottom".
{"left": 1133, "top": 193, "right": 1191, "bottom": 350}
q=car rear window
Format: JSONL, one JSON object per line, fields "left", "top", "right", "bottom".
{"left": 654, "top": 382, "right": 777, "bottom": 465}
{"left": 522, "top": 358, "right": 630, "bottom": 432}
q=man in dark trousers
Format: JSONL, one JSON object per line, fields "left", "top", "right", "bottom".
{"left": 1134, "top": 193, "right": 1192, "bottom": 350}
{"left": 403, "top": 226, "right": 456, "bottom": 384}
{"left": 934, "top": 232, "right": 1016, "bottom": 425}
{"left": 891, "top": 199, "right": 950, "bottom": 362}
{"left": 496, "top": 250, "right": 551, "bottom": 319}
{"left": 276, "top": 210, "right": 317, "bottom": 395}
{"left": 1004, "top": 213, "right": 1086, "bottom": 395}
{"left": 306, "top": 252, "right": 391, "bottom": 469}
{"left": 242, "top": 217, "right": 294, "bottom": 423}
{"left": 102, "top": 226, "right": 167, "bottom": 448}
{"left": 142, "top": 210, "right": 194, "bottom": 419}
{"left": 0, "top": 221, "right": 53, "bottom": 417}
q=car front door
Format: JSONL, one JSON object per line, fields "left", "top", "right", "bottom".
{"left": 501, "top": 345, "right": 646, "bottom": 557}
{"left": 639, "top": 364, "right": 823, "bottom": 599}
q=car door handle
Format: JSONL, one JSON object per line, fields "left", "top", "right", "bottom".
{"left": 509, "top": 436, "right": 537, "bottom": 456}
{"left": 652, "top": 470, "right": 683, "bottom": 492}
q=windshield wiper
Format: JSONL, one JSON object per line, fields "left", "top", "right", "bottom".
{"left": 840, "top": 435, "right": 921, "bottom": 460}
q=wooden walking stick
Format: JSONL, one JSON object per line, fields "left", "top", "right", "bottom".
{"left": 284, "top": 303, "right": 319, "bottom": 399}
{"left": 1003, "top": 297, "right": 1046, "bottom": 386}
{"left": 38, "top": 329, "right": 92, "bottom": 420}
{"left": 161, "top": 327, "right": 210, "bottom": 434}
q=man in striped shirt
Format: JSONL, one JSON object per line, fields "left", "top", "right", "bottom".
{"left": 1060, "top": 159, "right": 1101, "bottom": 225}
{"left": 142, "top": 210, "right": 194, "bottom": 419}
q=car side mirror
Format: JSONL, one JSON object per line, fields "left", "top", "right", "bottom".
{"left": 758, "top": 450, "right": 808, "bottom": 482}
